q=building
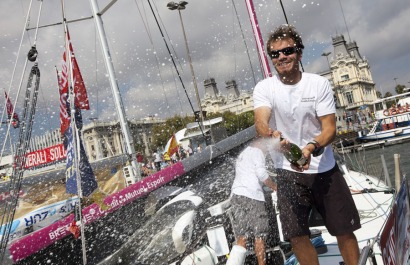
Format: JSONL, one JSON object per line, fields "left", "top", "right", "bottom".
{"left": 29, "top": 128, "right": 62, "bottom": 152}
{"left": 82, "top": 117, "right": 165, "bottom": 162}
{"left": 201, "top": 78, "right": 253, "bottom": 115}
{"left": 21, "top": 117, "right": 164, "bottom": 165}
{"left": 320, "top": 35, "right": 378, "bottom": 131}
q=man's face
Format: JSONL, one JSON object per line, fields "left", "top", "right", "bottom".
{"left": 269, "top": 38, "right": 301, "bottom": 77}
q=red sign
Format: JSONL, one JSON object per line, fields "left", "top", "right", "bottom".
{"left": 24, "top": 144, "right": 66, "bottom": 169}
{"left": 380, "top": 179, "right": 410, "bottom": 265}
{"left": 380, "top": 207, "right": 397, "bottom": 265}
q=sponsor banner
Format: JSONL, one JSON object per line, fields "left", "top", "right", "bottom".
{"left": 380, "top": 207, "right": 396, "bottom": 265}
{"left": 0, "top": 198, "right": 79, "bottom": 242}
{"left": 24, "top": 144, "right": 66, "bottom": 169}
{"left": 9, "top": 162, "right": 186, "bottom": 262}
{"left": 380, "top": 178, "right": 410, "bottom": 265}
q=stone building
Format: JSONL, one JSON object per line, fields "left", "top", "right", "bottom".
{"left": 25, "top": 117, "right": 164, "bottom": 164}
{"left": 29, "top": 128, "right": 62, "bottom": 151}
{"left": 320, "top": 35, "right": 378, "bottom": 131}
{"left": 82, "top": 117, "right": 164, "bottom": 162}
{"left": 201, "top": 78, "right": 253, "bottom": 115}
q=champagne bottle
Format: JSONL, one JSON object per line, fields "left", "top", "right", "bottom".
{"left": 280, "top": 137, "right": 307, "bottom": 167}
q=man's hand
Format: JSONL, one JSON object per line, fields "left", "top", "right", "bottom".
{"left": 290, "top": 145, "right": 314, "bottom": 172}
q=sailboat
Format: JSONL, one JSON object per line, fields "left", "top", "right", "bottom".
{"left": 0, "top": 1, "right": 407, "bottom": 265}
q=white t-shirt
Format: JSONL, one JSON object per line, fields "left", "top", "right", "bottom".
{"left": 253, "top": 73, "right": 336, "bottom": 173}
{"left": 154, "top": 152, "right": 162, "bottom": 163}
{"left": 231, "top": 146, "right": 269, "bottom": 202}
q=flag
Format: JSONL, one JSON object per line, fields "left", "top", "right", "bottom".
{"left": 61, "top": 27, "right": 96, "bottom": 197}
{"left": 166, "top": 134, "right": 179, "bottom": 156}
{"left": 4, "top": 91, "right": 19, "bottom": 128}
{"left": 56, "top": 68, "right": 70, "bottom": 135}
{"left": 65, "top": 125, "right": 98, "bottom": 197}
{"left": 63, "top": 29, "right": 90, "bottom": 110}
{"left": 68, "top": 220, "right": 80, "bottom": 239}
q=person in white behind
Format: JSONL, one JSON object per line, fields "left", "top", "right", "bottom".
{"left": 228, "top": 137, "right": 277, "bottom": 265}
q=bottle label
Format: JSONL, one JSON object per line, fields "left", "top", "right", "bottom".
{"left": 296, "top": 157, "right": 307, "bottom": 167}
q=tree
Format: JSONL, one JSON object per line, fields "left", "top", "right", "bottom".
{"left": 384, "top": 91, "right": 393, "bottom": 98}
{"left": 207, "top": 111, "right": 254, "bottom": 136}
{"left": 376, "top": 90, "right": 382, "bottom": 99}
{"left": 151, "top": 115, "right": 193, "bottom": 150}
{"left": 150, "top": 111, "right": 255, "bottom": 151}
{"left": 395, "top": 84, "right": 406, "bottom": 94}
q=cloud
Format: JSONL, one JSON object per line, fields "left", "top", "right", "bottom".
{"left": 0, "top": 0, "right": 409, "bottom": 139}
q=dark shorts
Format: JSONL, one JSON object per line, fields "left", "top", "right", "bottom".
{"left": 230, "top": 194, "right": 269, "bottom": 238}
{"left": 276, "top": 164, "right": 361, "bottom": 240}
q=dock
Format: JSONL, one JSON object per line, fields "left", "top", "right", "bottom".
{"left": 334, "top": 134, "right": 410, "bottom": 153}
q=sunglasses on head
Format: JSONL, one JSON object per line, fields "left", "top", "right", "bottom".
{"left": 268, "top": 47, "right": 298, "bottom": 59}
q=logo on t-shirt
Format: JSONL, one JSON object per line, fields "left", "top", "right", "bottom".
{"left": 301, "top": 97, "right": 316, "bottom": 102}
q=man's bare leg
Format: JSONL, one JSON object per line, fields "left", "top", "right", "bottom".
{"left": 254, "top": 237, "right": 266, "bottom": 265}
{"left": 236, "top": 236, "right": 246, "bottom": 248}
{"left": 289, "top": 235, "right": 319, "bottom": 265}
{"left": 336, "top": 232, "right": 359, "bottom": 265}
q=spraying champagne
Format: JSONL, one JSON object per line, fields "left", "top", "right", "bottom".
{"left": 279, "top": 137, "right": 307, "bottom": 167}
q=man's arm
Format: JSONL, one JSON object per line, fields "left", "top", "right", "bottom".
{"left": 254, "top": 106, "right": 273, "bottom": 137}
{"left": 294, "top": 113, "right": 336, "bottom": 171}
{"left": 263, "top": 177, "right": 277, "bottom": 191}
{"left": 303, "top": 113, "right": 336, "bottom": 154}
{"left": 316, "top": 113, "right": 337, "bottom": 146}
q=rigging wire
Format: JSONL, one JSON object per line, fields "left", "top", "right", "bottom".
{"left": 231, "top": 0, "right": 257, "bottom": 86}
{"left": 146, "top": 0, "right": 205, "bottom": 138}
{"left": 0, "top": 48, "right": 41, "bottom": 265}
{"left": 133, "top": 0, "right": 171, "bottom": 110}
{"left": 150, "top": 1, "right": 187, "bottom": 114}
{"left": 0, "top": 0, "right": 35, "bottom": 163}
{"left": 170, "top": 65, "right": 186, "bottom": 114}
{"left": 277, "top": 0, "right": 304, "bottom": 72}
{"left": 0, "top": 2, "right": 43, "bottom": 259}
{"left": 338, "top": 0, "right": 352, "bottom": 43}
{"left": 150, "top": 0, "right": 188, "bottom": 115}
{"left": 150, "top": 1, "right": 184, "bottom": 72}
{"left": 60, "top": 0, "right": 88, "bottom": 263}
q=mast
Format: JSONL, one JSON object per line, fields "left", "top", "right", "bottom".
{"left": 88, "top": 0, "right": 140, "bottom": 181}
{"left": 244, "top": 0, "right": 271, "bottom": 78}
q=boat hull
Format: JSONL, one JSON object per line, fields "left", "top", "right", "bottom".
{"left": 357, "top": 126, "right": 410, "bottom": 142}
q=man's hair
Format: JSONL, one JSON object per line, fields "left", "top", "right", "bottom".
{"left": 266, "top": 24, "right": 304, "bottom": 54}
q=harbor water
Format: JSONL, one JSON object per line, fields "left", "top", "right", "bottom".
{"left": 338, "top": 140, "right": 410, "bottom": 186}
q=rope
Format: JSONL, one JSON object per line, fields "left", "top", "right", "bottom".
{"left": 0, "top": 62, "right": 41, "bottom": 262}
{"left": 231, "top": 0, "right": 257, "bottom": 86}
{"left": 0, "top": 0, "right": 35, "bottom": 165}
{"left": 132, "top": 0, "right": 170, "bottom": 110}
{"left": 277, "top": 0, "right": 304, "bottom": 72}
{"left": 60, "top": 0, "right": 87, "bottom": 262}
{"left": 0, "top": 1, "right": 43, "bottom": 262}
{"left": 146, "top": 0, "right": 206, "bottom": 139}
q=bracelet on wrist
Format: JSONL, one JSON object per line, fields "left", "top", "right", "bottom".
{"left": 307, "top": 140, "right": 324, "bottom": 157}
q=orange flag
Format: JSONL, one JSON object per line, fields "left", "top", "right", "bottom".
{"left": 167, "top": 134, "right": 179, "bottom": 156}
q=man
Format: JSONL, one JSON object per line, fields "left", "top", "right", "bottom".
{"left": 253, "top": 25, "right": 360, "bottom": 265}
{"left": 153, "top": 150, "right": 162, "bottom": 172}
{"left": 229, "top": 137, "right": 277, "bottom": 265}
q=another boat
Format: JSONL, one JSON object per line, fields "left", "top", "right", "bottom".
{"left": 357, "top": 92, "right": 410, "bottom": 143}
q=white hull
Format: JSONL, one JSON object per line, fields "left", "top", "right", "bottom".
{"left": 318, "top": 169, "right": 393, "bottom": 264}
{"left": 97, "top": 165, "right": 394, "bottom": 265}
{"left": 359, "top": 126, "right": 410, "bottom": 141}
